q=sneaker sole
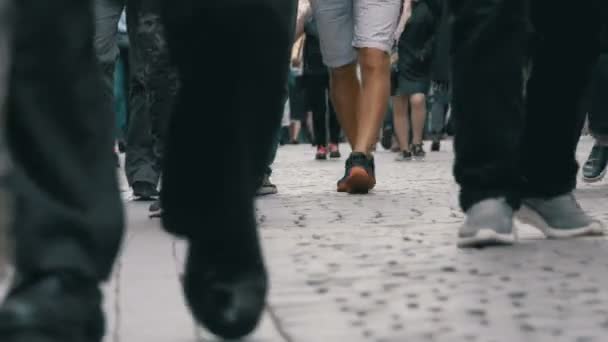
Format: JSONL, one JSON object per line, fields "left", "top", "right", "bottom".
{"left": 457, "top": 228, "right": 517, "bottom": 248}
{"left": 582, "top": 168, "right": 607, "bottom": 183}
{"left": 516, "top": 205, "right": 605, "bottom": 238}
{"left": 345, "top": 167, "right": 372, "bottom": 194}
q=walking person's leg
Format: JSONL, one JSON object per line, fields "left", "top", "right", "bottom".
{"left": 429, "top": 82, "right": 448, "bottom": 151}
{"left": 410, "top": 92, "right": 428, "bottom": 159}
{"left": 515, "top": 0, "right": 604, "bottom": 238}
{"left": 582, "top": 53, "right": 608, "bottom": 182}
{"left": 124, "top": 0, "right": 162, "bottom": 200}
{"left": 308, "top": 75, "right": 329, "bottom": 159}
{"left": 160, "top": 0, "right": 296, "bottom": 338}
{"left": 0, "top": 0, "right": 125, "bottom": 341}
{"left": 327, "top": 95, "right": 342, "bottom": 158}
{"left": 392, "top": 94, "right": 412, "bottom": 160}
{"left": 450, "top": 0, "right": 528, "bottom": 247}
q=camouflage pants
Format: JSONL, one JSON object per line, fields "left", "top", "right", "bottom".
{"left": 94, "top": 0, "right": 178, "bottom": 187}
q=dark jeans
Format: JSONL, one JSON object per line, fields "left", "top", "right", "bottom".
{"left": 450, "top": 0, "right": 604, "bottom": 211}
{"left": 94, "top": 0, "right": 178, "bottom": 187}
{"left": 304, "top": 73, "right": 340, "bottom": 146}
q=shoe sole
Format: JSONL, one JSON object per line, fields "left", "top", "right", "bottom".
{"left": 345, "top": 167, "right": 372, "bottom": 194}
{"left": 330, "top": 153, "right": 341, "bottom": 159}
{"left": 457, "top": 228, "right": 517, "bottom": 248}
{"left": 582, "top": 168, "right": 607, "bottom": 183}
{"left": 516, "top": 205, "right": 605, "bottom": 238}
{"left": 315, "top": 154, "right": 328, "bottom": 160}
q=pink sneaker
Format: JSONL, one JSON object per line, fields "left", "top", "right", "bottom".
{"left": 315, "top": 146, "right": 328, "bottom": 160}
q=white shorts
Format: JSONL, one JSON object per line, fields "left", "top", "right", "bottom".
{"left": 309, "top": 0, "right": 401, "bottom": 68}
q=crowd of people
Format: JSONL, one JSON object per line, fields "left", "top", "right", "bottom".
{"left": 0, "top": 0, "right": 606, "bottom": 341}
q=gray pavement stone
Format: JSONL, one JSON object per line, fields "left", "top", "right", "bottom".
{"left": 1, "top": 137, "right": 608, "bottom": 342}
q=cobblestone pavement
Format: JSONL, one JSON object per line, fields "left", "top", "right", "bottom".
{"left": 2, "top": 137, "right": 608, "bottom": 342}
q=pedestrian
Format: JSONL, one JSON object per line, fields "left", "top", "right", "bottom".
{"left": 582, "top": 24, "right": 608, "bottom": 182}
{"left": 0, "top": 1, "right": 296, "bottom": 342}
{"left": 427, "top": 0, "right": 450, "bottom": 152}
{"left": 308, "top": 0, "right": 402, "bottom": 194}
{"left": 392, "top": 0, "right": 442, "bottom": 161}
{"left": 295, "top": 9, "right": 342, "bottom": 160}
{"left": 451, "top": 0, "right": 606, "bottom": 248}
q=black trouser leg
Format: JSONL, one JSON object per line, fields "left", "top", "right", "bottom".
{"left": 589, "top": 55, "right": 608, "bottom": 137}
{"left": 160, "top": 0, "right": 295, "bottom": 247}
{"left": 308, "top": 74, "right": 329, "bottom": 147}
{"left": 521, "top": 1, "right": 601, "bottom": 198}
{"left": 7, "top": 0, "right": 124, "bottom": 281}
{"left": 450, "top": 0, "right": 529, "bottom": 211}
{"left": 328, "top": 99, "right": 341, "bottom": 144}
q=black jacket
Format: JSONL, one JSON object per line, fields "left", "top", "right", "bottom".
{"left": 397, "top": 0, "right": 443, "bottom": 81}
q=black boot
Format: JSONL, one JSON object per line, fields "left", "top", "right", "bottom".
{"left": 182, "top": 240, "right": 267, "bottom": 339}
{"left": 0, "top": 273, "right": 104, "bottom": 342}
{"left": 582, "top": 144, "right": 608, "bottom": 183}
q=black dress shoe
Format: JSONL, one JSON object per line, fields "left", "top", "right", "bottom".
{"left": 0, "top": 273, "right": 104, "bottom": 342}
{"left": 583, "top": 144, "right": 608, "bottom": 183}
{"left": 132, "top": 181, "right": 159, "bottom": 200}
{"left": 183, "top": 241, "right": 267, "bottom": 339}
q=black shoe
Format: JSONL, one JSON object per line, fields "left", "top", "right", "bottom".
{"left": 117, "top": 140, "right": 126, "bottom": 153}
{"left": 0, "top": 274, "right": 104, "bottom": 342}
{"left": 381, "top": 127, "right": 393, "bottom": 150}
{"left": 132, "top": 181, "right": 159, "bottom": 201}
{"left": 337, "top": 152, "right": 375, "bottom": 194}
{"left": 582, "top": 144, "right": 608, "bottom": 183}
{"left": 183, "top": 241, "right": 267, "bottom": 339}
{"left": 431, "top": 140, "right": 441, "bottom": 152}
{"left": 149, "top": 199, "right": 162, "bottom": 218}
{"left": 411, "top": 143, "right": 426, "bottom": 160}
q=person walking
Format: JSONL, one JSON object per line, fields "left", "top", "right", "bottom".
{"left": 0, "top": 1, "right": 296, "bottom": 342}
{"left": 451, "top": 0, "right": 607, "bottom": 248}
{"left": 94, "top": 0, "right": 178, "bottom": 201}
{"left": 308, "top": 0, "right": 402, "bottom": 194}
{"left": 392, "top": 0, "right": 442, "bottom": 161}
{"left": 582, "top": 24, "right": 608, "bottom": 182}
{"left": 296, "top": 12, "right": 342, "bottom": 160}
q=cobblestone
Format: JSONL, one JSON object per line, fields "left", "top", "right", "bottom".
{"left": 1, "top": 137, "right": 608, "bottom": 342}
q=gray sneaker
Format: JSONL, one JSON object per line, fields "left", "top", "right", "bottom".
{"left": 458, "top": 198, "right": 517, "bottom": 248}
{"left": 516, "top": 193, "right": 605, "bottom": 238}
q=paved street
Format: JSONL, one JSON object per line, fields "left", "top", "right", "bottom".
{"left": 2, "top": 137, "right": 608, "bottom": 342}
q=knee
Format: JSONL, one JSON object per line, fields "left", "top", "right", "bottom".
{"left": 359, "top": 48, "right": 390, "bottom": 74}
{"left": 410, "top": 94, "right": 426, "bottom": 108}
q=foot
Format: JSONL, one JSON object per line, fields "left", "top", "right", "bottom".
{"left": 315, "top": 146, "right": 328, "bottom": 160}
{"left": 149, "top": 199, "right": 162, "bottom": 218}
{"left": 0, "top": 274, "right": 104, "bottom": 342}
{"left": 395, "top": 150, "right": 412, "bottom": 161}
{"left": 411, "top": 143, "right": 426, "bottom": 161}
{"left": 582, "top": 144, "right": 608, "bottom": 183}
{"left": 517, "top": 193, "right": 605, "bottom": 238}
{"left": 431, "top": 140, "right": 441, "bottom": 152}
{"left": 458, "top": 198, "right": 517, "bottom": 248}
{"left": 381, "top": 127, "right": 393, "bottom": 150}
{"left": 183, "top": 241, "right": 267, "bottom": 339}
{"left": 255, "top": 174, "right": 278, "bottom": 197}
{"left": 337, "top": 153, "right": 375, "bottom": 194}
{"left": 132, "top": 181, "right": 159, "bottom": 201}
{"left": 329, "top": 144, "right": 341, "bottom": 159}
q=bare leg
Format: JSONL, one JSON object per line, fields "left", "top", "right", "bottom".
{"left": 354, "top": 48, "right": 392, "bottom": 154}
{"left": 392, "top": 95, "right": 411, "bottom": 151}
{"left": 410, "top": 93, "right": 427, "bottom": 145}
{"left": 330, "top": 63, "right": 360, "bottom": 148}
